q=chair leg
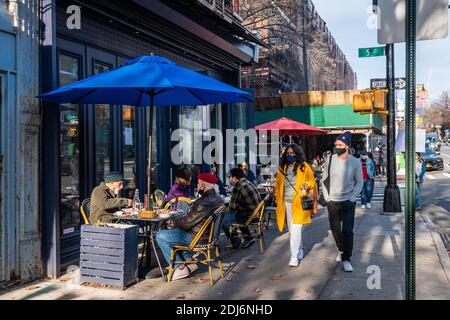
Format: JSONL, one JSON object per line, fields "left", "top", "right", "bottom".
{"left": 207, "top": 249, "right": 213, "bottom": 287}
{"left": 167, "top": 249, "right": 176, "bottom": 282}
{"left": 258, "top": 226, "right": 265, "bottom": 254}
{"left": 216, "top": 246, "right": 224, "bottom": 279}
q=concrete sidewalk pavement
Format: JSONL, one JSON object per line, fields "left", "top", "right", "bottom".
{"left": 1, "top": 203, "right": 449, "bottom": 300}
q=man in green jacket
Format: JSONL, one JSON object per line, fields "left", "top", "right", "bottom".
{"left": 90, "top": 172, "right": 133, "bottom": 224}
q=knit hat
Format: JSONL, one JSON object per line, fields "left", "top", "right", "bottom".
{"left": 198, "top": 172, "right": 219, "bottom": 184}
{"left": 336, "top": 131, "right": 352, "bottom": 147}
{"left": 105, "top": 171, "right": 123, "bottom": 183}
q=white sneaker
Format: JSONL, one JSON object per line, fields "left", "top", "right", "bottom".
{"left": 361, "top": 204, "right": 366, "bottom": 209}
{"left": 171, "top": 266, "right": 191, "bottom": 280}
{"left": 342, "top": 261, "right": 354, "bottom": 272}
{"left": 188, "top": 263, "right": 199, "bottom": 274}
{"left": 366, "top": 203, "right": 372, "bottom": 209}
{"left": 289, "top": 257, "right": 299, "bottom": 267}
{"left": 336, "top": 253, "right": 342, "bottom": 262}
{"left": 297, "top": 248, "right": 304, "bottom": 260}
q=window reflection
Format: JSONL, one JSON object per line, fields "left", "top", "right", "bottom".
{"left": 123, "top": 105, "right": 136, "bottom": 198}
{"left": 94, "top": 61, "right": 112, "bottom": 185}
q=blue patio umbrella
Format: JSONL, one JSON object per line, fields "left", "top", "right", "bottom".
{"left": 39, "top": 55, "right": 253, "bottom": 206}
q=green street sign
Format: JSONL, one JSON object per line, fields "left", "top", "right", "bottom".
{"left": 358, "top": 46, "right": 386, "bottom": 58}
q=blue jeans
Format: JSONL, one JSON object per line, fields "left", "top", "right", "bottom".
{"left": 416, "top": 181, "right": 423, "bottom": 209}
{"left": 361, "top": 179, "right": 373, "bottom": 205}
{"left": 156, "top": 228, "right": 193, "bottom": 268}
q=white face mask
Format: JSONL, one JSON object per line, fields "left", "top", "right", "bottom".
{"left": 361, "top": 156, "right": 368, "bottom": 160}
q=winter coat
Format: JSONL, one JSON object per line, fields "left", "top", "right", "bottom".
{"left": 274, "top": 162, "right": 317, "bottom": 231}
{"left": 173, "top": 189, "right": 224, "bottom": 243}
{"left": 90, "top": 182, "right": 129, "bottom": 224}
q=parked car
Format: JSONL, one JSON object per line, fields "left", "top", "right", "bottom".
{"left": 422, "top": 149, "right": 444, "bottom": 171}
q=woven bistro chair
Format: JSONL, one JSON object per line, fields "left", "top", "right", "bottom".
{"left": 80, "top": 198, "right": 91, "bottom": 224}
{"left": 163, "top": 197, "right": 192, "bottom": 214}
{"left": 154, "top": 189, "right": 166, "bottom": 208}
{"left": 228, "top": 194, "right": 270, "bottom": 254}
{"left": 167, "top": 206, "right": 226, "bottom": 287}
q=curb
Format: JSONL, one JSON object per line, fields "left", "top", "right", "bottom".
{"left": 420, "top": 214, "right": 450, "bottom": 283}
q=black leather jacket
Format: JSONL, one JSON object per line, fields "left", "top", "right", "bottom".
{"left": 173, "top": 189, "right": 224, "bottom": 243}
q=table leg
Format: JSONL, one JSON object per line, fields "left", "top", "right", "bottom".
{"left": 146, "top": 224, "right": 151, "bottom": 268}
{"left": 150, "top": 224, "right": 166, "bottom": 282}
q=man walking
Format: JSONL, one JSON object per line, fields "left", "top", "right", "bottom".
{"left": 360, "top": 150, "right": 375, "bottom": 209}
{"left": 321, "top": 132, "right": 363, "bottom": 272}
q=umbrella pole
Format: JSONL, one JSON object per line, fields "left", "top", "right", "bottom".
{"left": 147, "top": 93, "right": 154, "bottom": 209}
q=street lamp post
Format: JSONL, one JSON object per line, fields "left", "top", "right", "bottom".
{"left": 383, "top": 43, "right": 402, "bottom": 213}
{"left": 405, "top": 0, "right": 416, "bottom": 300}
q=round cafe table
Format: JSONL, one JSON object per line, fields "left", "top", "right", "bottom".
{"left": 116, "top": 213, "right": 171, "bottom": 282}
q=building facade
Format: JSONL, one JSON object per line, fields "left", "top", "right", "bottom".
{"left": 240, "top": 0, "right": 357, "bottom": 98}
{"left": 1, "top": 0, "right": 259, "bottom": 282}
{"left": 0, "top": 0, "right": 41, "bottom": 283}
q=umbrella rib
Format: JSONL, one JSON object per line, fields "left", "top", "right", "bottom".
{"left": 72, "top": 88, "right": 99, "bottom": 104}
{"left": 186, "top": 88, "right": 206, "bottom": 105}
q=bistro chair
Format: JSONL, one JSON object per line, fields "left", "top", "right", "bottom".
{"left": 167, "top": 206, "right": 227, "bottom": 287}
{"left": 163, "top": 197, "right": 192, "bottom": 214}
{"left": 80, "top": 198, "right": 91, "bottom": 225}
{"left": 228, "top": 194, "right": 270, "bottom": 254}
{"left": 154, "top": 189, "right": 166, "bottom": 208}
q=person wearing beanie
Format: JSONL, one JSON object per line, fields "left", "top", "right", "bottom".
{"left": 320, "top": 131, "right": 363, "bottom": 273}
{"left": 90, "top": 171, "right": 133, "bottom": 224}
{"left": 156, "top": 172, "right": 224, "bottom": 281}
{"left": 222, "top": 168, "right": 261, "bottom": 249}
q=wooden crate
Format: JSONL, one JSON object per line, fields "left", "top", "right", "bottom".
{"left": 80, "top": 224, "right": 139, "bottom": 290}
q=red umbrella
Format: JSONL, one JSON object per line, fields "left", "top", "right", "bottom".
{"left": 255, "top": 117, "right": 327, "bottom": 136}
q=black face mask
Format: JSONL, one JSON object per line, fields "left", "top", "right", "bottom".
{"left": 335, "top": 148, "right": 347, "bottom": 156}
{"left": 198, "top": 189, "right": 205, "bottom": 196}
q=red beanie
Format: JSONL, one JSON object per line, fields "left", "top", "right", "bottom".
{"left": 198, "top": 172, "right": 219, "bottom": 184}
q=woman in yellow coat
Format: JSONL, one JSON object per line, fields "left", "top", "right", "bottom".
{"left": 274, "top": 144, "right": 317, "bottom": 267}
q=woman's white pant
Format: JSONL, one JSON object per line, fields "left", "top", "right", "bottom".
{"left": 285, "top": 202, "right": 303, "bottom": 259}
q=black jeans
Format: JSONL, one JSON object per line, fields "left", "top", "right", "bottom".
{"left": 327, "top": 200, "right": 356, "bottom": 262}
{"left": 222, "top": 212, "right": 252, "bottom": 246}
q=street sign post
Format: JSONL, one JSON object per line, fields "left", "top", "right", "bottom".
{"left": 359, "top": 46, "right": 385, "bottom": 58}
{"left": 370, "top": 77, "right": 406, "bottom": 90}
{"left": 405, "top": 0, "right": 416, "bottom": 301}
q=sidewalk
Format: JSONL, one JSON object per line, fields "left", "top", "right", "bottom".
{"left": 1, "top": 203, "right": 449, "bottom": 300}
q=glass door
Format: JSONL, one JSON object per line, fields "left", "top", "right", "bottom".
{"left": 58, "top": 52, "right": 82, "bottom": 265}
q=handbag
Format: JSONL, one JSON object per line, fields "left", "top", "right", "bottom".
{"left": 318, "top": 155, "right": 332, "bottom": 207}
{"left": 278, "top": 166, "right": 314, "bottom": 211}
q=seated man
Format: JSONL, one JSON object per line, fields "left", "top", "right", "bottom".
{"left": 223, "top": 168, "right": 261, "bottom": 249}
{"left": 156, "top": 172, "right": 224, "bottom": 281}
{"left": 90, "top": 172, "right": 133, "bottom": 224}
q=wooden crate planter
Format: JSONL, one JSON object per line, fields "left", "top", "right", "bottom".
{"left": 80, "top": 224, "right": 139, "bottom": 290}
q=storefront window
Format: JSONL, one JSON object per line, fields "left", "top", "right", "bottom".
{"left": 177, "top": 106, "right": 203, "bottom": 191}
{"left": 94, "top": 61, "right": 112, "bottom": 185}
{"left": 123, "top": 105, "right": 136, "bottom": 196}
{"left": 59, "top": 52, "right": 81, "bottom": 237}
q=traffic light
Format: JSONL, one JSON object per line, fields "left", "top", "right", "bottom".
{"left": 352, "top": 89, "right": 388, "bottom": 114}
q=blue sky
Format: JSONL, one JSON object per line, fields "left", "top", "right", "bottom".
{"left": 312, "top": 0, "right": 450, "bottom": 102}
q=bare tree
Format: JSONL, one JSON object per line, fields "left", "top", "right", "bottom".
{"left": 240, "top": 0, "right": 354, "bottom": 97}
{"left": 422, "top": 91, "right": 450, "bottom": 131}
